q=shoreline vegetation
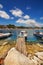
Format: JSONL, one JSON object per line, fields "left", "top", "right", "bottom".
{"left": 0, "top": 24, "right": 43, "bottom": 29}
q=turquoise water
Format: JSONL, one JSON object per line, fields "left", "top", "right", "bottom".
{"left": 0, "top": 29, "right": 43, "bottom": 42}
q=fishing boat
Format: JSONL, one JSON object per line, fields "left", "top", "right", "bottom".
{"left": 33, "top": 31, "right": 43, "bottom": 39}
{"left": 18, "top": 31, "right": 27, "bottom": 41}
{"left": 0, "top": 33, "right": 12, "bottom": 39}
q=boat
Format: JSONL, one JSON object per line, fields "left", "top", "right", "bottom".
{"left": 18, "top": 31, "right": 27, "bottom": 41}
{"left": 33, "top": 31, "right": 43, "bottom": 39}
{"left": 0, "top": 33, "right": 12, "bottom": 39}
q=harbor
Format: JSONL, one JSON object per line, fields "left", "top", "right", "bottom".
{"left": 0, "top": 0, "right": 43, "bottom": 65}
{"left": 0, "top": 30, "right": 43, "bottom": 65}
{"left": 0, "top": 29, "right": 43, "bottom": 42}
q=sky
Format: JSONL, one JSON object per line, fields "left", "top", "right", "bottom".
{"left": 0, "top": 0, "right": 43, "bottom": 27}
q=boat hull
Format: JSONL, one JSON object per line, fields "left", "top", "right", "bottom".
{"left": 0, "top": 33, "right": 12, "bottom": 39}
{"left": 34, "top": 33, "right": 43, "bottom": 39}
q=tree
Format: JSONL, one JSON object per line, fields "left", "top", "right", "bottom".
{"left": 7, "top": 24, "right": 16, "bottom": 28}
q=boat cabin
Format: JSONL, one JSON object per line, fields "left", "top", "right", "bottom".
{"left": 18, "top": 31, "right": 27, "bottom": 41}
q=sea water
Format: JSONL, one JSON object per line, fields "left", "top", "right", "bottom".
{"left": 0, "top": 29, "right": 43, "bottom": 43}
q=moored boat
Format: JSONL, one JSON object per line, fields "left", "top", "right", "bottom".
{"left": 33, "top": 31, "right": 43, "bottom": 39}
{"left": 18, "top": 31, "right": 27, "bottom": 41}
{"left": 0, "top": 33, "right": 12, "bottom": 39}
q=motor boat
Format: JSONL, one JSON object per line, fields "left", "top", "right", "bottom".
{"left": 18, "top": 31, "right": 27, "bottom": 41}
{"left": 0, "top": 33, "right": 12, "bottom": 39}
{"left": 33, "top": 31, "right": 43, "bottom": 39}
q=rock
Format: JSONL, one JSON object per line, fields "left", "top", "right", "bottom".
{"left": 35, "top": 52, "right": 43, "bottom": 64}
{"left": 35, "top": 52, "right": 43, "bottom": 60}
{"left": 2, "top": 42, "right": 8, "bottom": 46}
{"left": 4, "top": 48, "right": 37, "bottom": 65}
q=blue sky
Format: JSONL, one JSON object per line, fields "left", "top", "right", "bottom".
{"left": 0, "top": 0, "right": 43, "bottom": 27}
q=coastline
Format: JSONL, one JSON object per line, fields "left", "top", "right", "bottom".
{"left": 0, "top": 40, "right": 43, "bottom": 57}
{"left": 0, "top": 28, "right": 43, "bottom": 30}
{"left": 0, "top": 39, "right": 43, "bottom": 65}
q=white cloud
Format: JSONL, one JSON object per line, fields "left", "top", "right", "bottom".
{"left": 9, "top": 7, "right": 43, "bottom": 27}
{"left": 16, "top": 19, "right": 25, "bottom": 23}
{"left": 23, "top": 15, "right": 30, "bottom": 19}
{"left": 40, "top": 17, "right": 43, "bottom": 20}
{"left": 0, "top": 10, "right": 10, "bottom": 19}
{"left": 0, "top": 4, "right": 3, "bottom": 9}
{"left": 16, "top": 18, "right": 42, "bottom": 27}
{"left": 10, "top": 8, "right": 23, "bottom": 17}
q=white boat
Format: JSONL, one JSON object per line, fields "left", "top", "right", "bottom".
{"left": 0, "top": 33, "right": 12, "bottom": 39}
{"left": 33, "top": 31, "right": 43, "bottom": 39}
{"left": 18, "top": 31, "right": 27, "bottom": 41}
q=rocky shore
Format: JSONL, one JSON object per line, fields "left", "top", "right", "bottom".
{"left": 4, "top": 48, "right": 43, "bottom": 65}
{"left": 0, "top": 39, "right": 43, "bottom": 65}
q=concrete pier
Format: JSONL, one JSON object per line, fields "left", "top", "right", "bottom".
{"left": 16, "top": 37, "right": 27, "bottom": 56}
